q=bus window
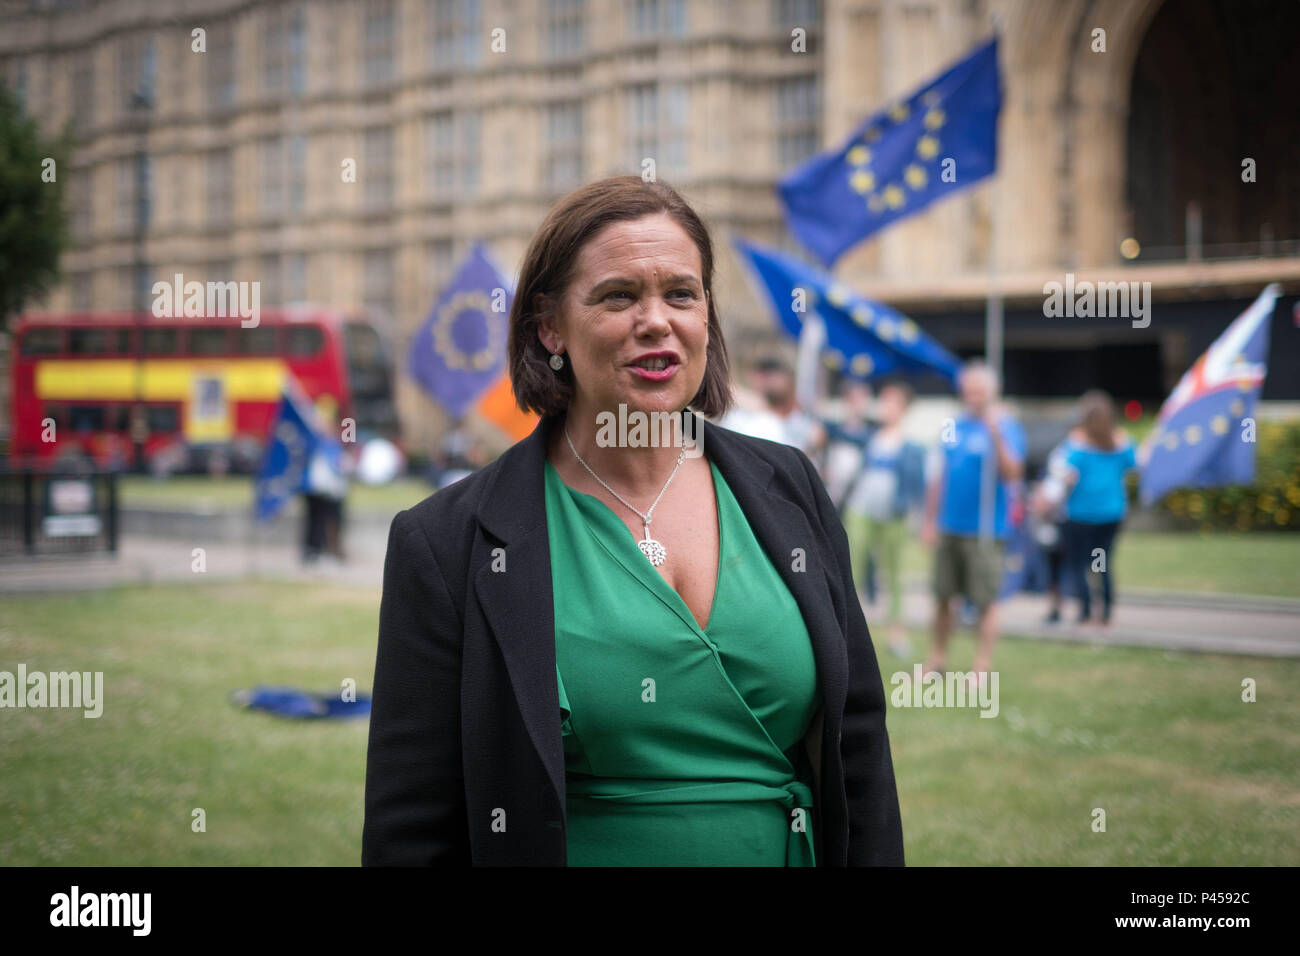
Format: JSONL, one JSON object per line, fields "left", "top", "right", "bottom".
{"left": 344, "top": 322, "right": 391, "bottom": 396}
{"left": 43, "top": 404, "right": 68, "bottom": 432}
{"left": 190, "top": 327, "right": 231, "bottom": 355}
{"left": 143, "top": 327, "right": 179, "bottom": 355}
{"left": 69, "top": 328, "right": 118, "bottom": 354}
{"left": 344, "top": 321, "right": 399, "bottom": 439}
{"left": 109, "top": 405, "right": 131, "bottom": 431}
{"left": 237, "top": 325, "right": 277, "bottom": 355}
{"left": 21, "top": 328, "right": 63, "bottom": 355}
{"left": 147, "top": 406, "right": 180, "bottom": 432}
{"left": 285, "top": 325, "right": 324, "bottom": 357}
{"left": 70, "top": 406, "right": 106, "bottom": 431}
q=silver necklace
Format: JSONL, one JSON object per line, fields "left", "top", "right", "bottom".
{"left": 564, "top": 425, "right": 686, "bottom": 567}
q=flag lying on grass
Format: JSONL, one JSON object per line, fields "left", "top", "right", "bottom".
{"left": 229, "top": 686, "right": 371, "bottom": 720}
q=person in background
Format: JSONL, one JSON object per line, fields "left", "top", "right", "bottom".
{"left": 1031, "top": 438, "right": 1071, "bottom": 625}
{"left": 1058, "top": 390, "right": 1138, "bottom": 630}
{"left": 302, "top": 487, "right": 329, "bottom": 565}
{"left": 921, "top": 361, "right": 1026, "bottom": 686}
{"left": 300, "top": 390, "right": 348, "bottom": 564}
{"left": 304, "top": 432, "right": 349, "bottom": 566}
{"left": 821, "top": 380, "right": 880, "bottom": 605}
{"left": 754, "top": 354, "right": 824, "bottom": 455}
{"left": 718, "top": 354, "right": 827, "bottom": 464}
{"left": 326, "top": 441, "right": 360, "bottom": 561}
{"left": 842, "top": 380, "right": 926, "bottom": 658}
{"left": 717, "top": 359, "right": 787, "bottom": 443}
{"left": 822, "top": 379, "right": 875, "bottom": 512}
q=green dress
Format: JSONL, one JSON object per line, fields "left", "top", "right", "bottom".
{"left": 544, "top": 456, "right": 822, "bottom": 866}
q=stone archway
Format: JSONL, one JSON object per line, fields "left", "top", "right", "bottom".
{"left": 1125, "top": 0, "right": 1300, "bottom": 261}
{"left": 993, "top": 0, "right": 1166, "bottom": 271}
{"left": 1004, "top": 0, "right": 1299, "bottom": 270}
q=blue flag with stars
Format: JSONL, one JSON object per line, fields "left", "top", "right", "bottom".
{"left": 408, "top": 241, "right": 514, "bottom": 418}
{"left": 254, "top": 376, "right": 331, "bottom": 521}
{"left": 778, "top": 36, "right": 1001, "bottom": 267}
{"left": 733, "top": 236, "right": 961, "bottom": 384}
{"left": 1140, "top": 284, "right": 1281, "bottom": 507}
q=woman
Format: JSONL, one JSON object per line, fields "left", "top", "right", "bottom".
{"left": 1031, "top": 437, "right": 1071, "bottom": 625}
{"left": 1059, "top": 390, "right": 1138, "bottom": 629}
{"left": 362, "top": 176, "right": 903, "bottom": 866}
{"left": 841, "top": 381, "right": 926, "bottom": 658}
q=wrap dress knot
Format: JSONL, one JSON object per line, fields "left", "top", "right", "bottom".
{"left": 544, "top": 457, "right": 822, "bottom": 866}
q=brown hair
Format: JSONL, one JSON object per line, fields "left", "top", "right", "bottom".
{"left": 1078, "top": 389, "right": 1118, "bottom": 451}
{"left": 508, "top": 176, "right": 733, "bottom": 418}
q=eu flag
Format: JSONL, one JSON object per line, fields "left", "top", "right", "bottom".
{"left": 1140, "top": 284, "right": 1281, "bottom": 506}
{"left": 408, "top": 241, "right": 514, "bottom": 418}
{"left": 733, "top": 236, "right": 961, "bottom": 383}
{"left": 255, "top": 377, "right": 328, "bottom": 521}
{"left": 778, "top": 36, "right": 1002, "bottom": 267}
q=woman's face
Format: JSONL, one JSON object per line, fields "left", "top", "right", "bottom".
{"left": 538, "top": 213, "right": 709, "bottom": 420}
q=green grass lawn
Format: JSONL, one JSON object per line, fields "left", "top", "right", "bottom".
{"left": 119, "top": 474, "right": 436, "bottom": 516}
{"left": 897, "top": 530, "right": 1299, "bottom": 599}
{"left": 0, "top": 581, "right": 376, "bottom": 865}
{"left": 2, "top": 580, "right": 1296, "bottom": 865}
{"left": 877, "top": 634, "right": 1300, "bottom": 865}
{"left": 1095, "top": 531, "right": 1300, "bottom": 598}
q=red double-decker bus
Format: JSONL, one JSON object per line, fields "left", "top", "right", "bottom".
{"left": 8, "top": 306, "right": 400, "bottom": 472}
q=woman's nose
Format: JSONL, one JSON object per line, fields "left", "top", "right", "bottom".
{"left": 635, "top": 295, "right": 673, "bottom": 332}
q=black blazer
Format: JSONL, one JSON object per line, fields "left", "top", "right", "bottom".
{"left": 362, "top": 410, "right": 905, "bottom": 866}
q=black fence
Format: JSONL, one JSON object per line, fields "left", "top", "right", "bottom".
{"left": 0, "top": 462, "right": 119, "bottom": 558}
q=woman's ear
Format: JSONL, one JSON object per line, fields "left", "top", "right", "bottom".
{"left": 535, "top": 292, "right": 562, "bottom": 353}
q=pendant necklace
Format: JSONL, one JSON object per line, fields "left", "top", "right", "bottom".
{"left": 564, "top": 425, "right": 686, "bottom": 567}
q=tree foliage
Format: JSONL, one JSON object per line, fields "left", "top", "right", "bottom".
{"left": 0, "top": 81, "right": 70, "bottom": 328}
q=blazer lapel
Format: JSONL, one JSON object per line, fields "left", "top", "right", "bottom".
{"left": 471, "top": 411, "right": 849, "bottom": 824}
{"left": 474, "top": 414, "right": 567, "bottom": 810}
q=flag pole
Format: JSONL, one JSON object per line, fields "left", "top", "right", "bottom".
{"left": 795, "top": 312, "right": 826, "bottom": 416}
{"left": 979, "top": 16, "right": 1004, "bottom": 544}
{"left": 979, "top": 177, "right": 1001, "bottom": 543}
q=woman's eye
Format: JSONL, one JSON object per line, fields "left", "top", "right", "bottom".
{"left": 670, "top": 289, "right": 697, "bottom": 300}
{"left": 605, "top": 291, "right": 634, "bottom": 302}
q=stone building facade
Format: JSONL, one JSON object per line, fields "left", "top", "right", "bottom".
{"left": 2, "top": 0, "right": 1296, "bottom": 453}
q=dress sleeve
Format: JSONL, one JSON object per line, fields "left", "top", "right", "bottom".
{"left": 794, "top": 447, "right": 906, "bottom": 865}
{"left": 362, "top": 509, "right": 470, "bottom": 865}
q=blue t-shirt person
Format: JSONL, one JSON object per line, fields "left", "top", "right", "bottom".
{"left": 1063, "top": 439, "right": 1138, "bottom": 524}
{"left": 934, "top": 413, "right": 1027, "bottom": 539}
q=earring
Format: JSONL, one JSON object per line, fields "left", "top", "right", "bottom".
{"left": 549, "top": 352, "right": 565, "bottom": 370}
